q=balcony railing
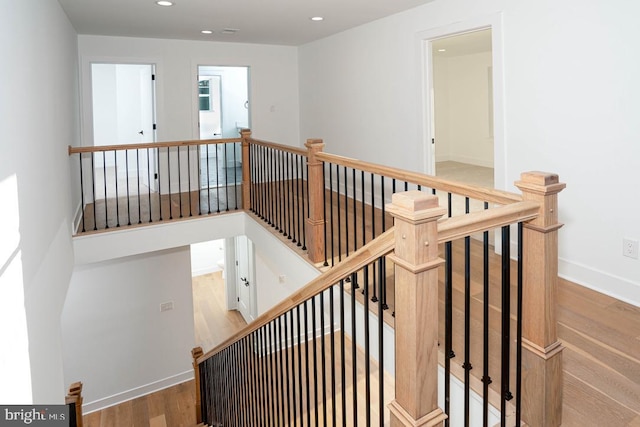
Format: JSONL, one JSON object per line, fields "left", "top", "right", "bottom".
{"left": 69, "top": 131, "right": 565, "bottom": 426}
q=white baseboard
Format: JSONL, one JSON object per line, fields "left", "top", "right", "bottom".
{"left": 447, "top": 154, "right": 494, "bottom": 169}
{"left": 191, "top": 265, "right": 222, "bottom": 277}
{"left": 559, "top": 258, "right": 640, "bottom": 308}
{"left": 83, "top": 370, "right": 193, "bottom": 414}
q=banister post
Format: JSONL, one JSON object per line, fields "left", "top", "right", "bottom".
{"left": 192, "top": 346, "right": 204, "bottom": 424}
{"left": 305, "top": 139, "right": 326, "bottom": 264}
{"left": 65, "top": 382, "right": 83, "bottom": 427}
{"left": 241, "top": 129, "right": 252, "bottom": 211}
{"left": 386, "top": 191, "right": 447, "bottom": 427}
{"left": 515, "top": 172, "right": 566, "bottom": 427}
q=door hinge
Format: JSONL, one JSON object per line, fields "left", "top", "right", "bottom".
{"left": 432, "top": 138, "right": 435, "bottom": 144}
{"left": 153, "top": 123, "right": 157, "bottom": 130}
{"left": 152, "top": 74, "right": 156, "bottom": 81}
{"left": 237, "top": 297, "right": 240, "bottom": 302}
{"left": 154, "top": 173, "right": 158, "bottom": 179}
{"left": 236, "top": 260, "right": 238, "bottom": 266}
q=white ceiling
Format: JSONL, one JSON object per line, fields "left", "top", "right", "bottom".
{"left": 57, "top": 0, "right": 436, "bottom": 46}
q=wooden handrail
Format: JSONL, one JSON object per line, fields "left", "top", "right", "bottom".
{"left": 317, "top": 151, "right": 521, "bottom": 205}
{"left": 68, "top": 137, "right": 242, "bottom": 154}
{"left": 246, "top": 137, "right": 307, "bottom": 157}
{"left": 436, "top": 200, "right": 540, "bottom": 243}
{"left": 197, "top": 227, "right": 396, "bottom": 364}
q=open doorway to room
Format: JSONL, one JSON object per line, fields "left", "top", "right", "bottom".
{"left": 197, "top": 66, "right": 250, "bottom": 190}
{"left": 190, "top": 236, "right": 255, "bottom": 352}
{"left": 91, "top": 63, "right": 158, "bottom": 195}
{"left": 429, "top": 29, "right": 495, "bottom": 189}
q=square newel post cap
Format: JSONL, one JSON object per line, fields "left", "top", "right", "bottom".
{"left": 515, "top": 171, "right": 566, "bottom": 195}
{"left": 240, "top": 128, "right": 251, "bottom": 136}
{"left": 305, "top": 139, "right": 325, "bottom": 150}
{"left": 386, "top": 191, "right": 446, "bottom": 223}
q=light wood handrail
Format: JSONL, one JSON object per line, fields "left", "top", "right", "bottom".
{"left": 68, "top": 137, "right": 242, "bottom": 154}
{"left": 317, "top": 152, "right": 521, "bottom": 205}
{"left": 246, "top": 137, "right": 307, "bottom": 157}
{"left": 436, "top": 200, "right": 540, "bottom": 243}
{"left": 197, "top": 227, "right": 395, "bottom": 364}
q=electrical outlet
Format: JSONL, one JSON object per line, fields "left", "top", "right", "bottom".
{"left": 623, "top": 238, "right": 639, "bottom": 259}
{"left": 160, "top": 301, "right": 174, "bottom": 312}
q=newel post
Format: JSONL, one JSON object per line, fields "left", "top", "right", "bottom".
{"left": 305, "top": 139, "right": 326, "bottom": 264}
{"left": 515, "top": 172, "right": 566, "bottom": 427}
{"left": 65, "top": 382, "right": 83, "bottom": 427}
{"left": 192, "top": 346, "right": 204, "bottom": 424}
{"left": 386, "top": 191, "right": 447, "bottom": 427}
{"left": 240, "top": 129, "right": 252, "bottom": 211}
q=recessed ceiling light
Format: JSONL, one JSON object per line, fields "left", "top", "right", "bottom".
{"left": 438, "top": 49, "right": 446, "bottom": 52}
{"left": 310, "top": 16, "right": 324, "bottom": 21}
{"left": 201, "top": 30, "right": 213, "bottom": 34}
{"left": 155, "top": 1, "right": 173, "bottom": 6}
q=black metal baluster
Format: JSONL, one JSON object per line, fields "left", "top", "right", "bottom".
{"left": 370, "top": 173, "right": 375, "bottom": 241}
{"left": 311, "top": 296, "right": 319, "bottom": 427}
{"left": 215, "top": 144, "right": 221, "bottom": 213}
{"left": 157, "top": 148, "right": 163, "bottom": 221}
{"left": 295, "top": 154, "right": 301, "bottom": 246}
{"left": 260, "top": 327, "right": 270, "bottom": 427}
{"left": 271, "top": 148, "right": 276, "bottom": 228}
{"left": 304, "top": 301, "right": 311, "bottom": 427}
{"left": 516, "top": 222, "right": 524, "bottom": 427}
{"left": 125, "top": 150, "right": 132, "bottom": 225}
{"left": 350, "top": 272, "right": 358, "bottom": 427}
{"left": 113, "top": 151, "right": 119, "bottom": 227}
{"left": 344, "top": 166, "right": 349, "bottom": 258}
{"left": 146, "top": 148, "right": 152, "bottom": 222}
{"left": 464, "top": 198, "right": 472, "bottom": 427}
{"left": 364, "top": 262, "right": 371, "bottom": 427}
{"left": 336, "top": 164, "right": 342, "bottom": 262}
{"left": 270, "top": 321, "right": 280, "bottom": 427}
{"left": 329, "top": 164, "right": 335, "bottom": 266}
{"left": 102, "top": 152, "right": 108, "bottom": 229}
{"left": 296, "top": 306, "right": 304, "bottom": 427}
{"left": 352, "top": 168, "right": 357, "bottom": 252}
{"left": 482, "top": 203, "right": 491, "bottom": 427}
{"left": 78, "top": 154, "right": 86, "bottom": 232}
{"left": 136, "top": 149, "right": 142, "bottom": 223}
{"left": 501, "top": 225, "right": 512, "bottom": 426}
{"left": 445, "top": 239, "right": 454, "bottom": 427}
{"left": 91, "top": 153, "right": 97, "bottom": 230}
{"left": 321, "top": 163, "right": 328, "bottom": 265}
{"left": 361, "top": 171, "right": 366, "bottom": 248}
{"left": 167, "top": 147, "right": 173, "bottom": 220}
{"left": 205, "top": 144, "right": 211, "bottom": 214}
{"left": 377, "top": 258, "right": 385, "bottom": 427}
{"left": 320, "top": 291, "right": 327, "bottom": 426}
{"left": 289, "top": 311, "right": 297, "bottom": 427}
{"left": 329, "top": 286, "right": 337, "bottom": 427}
{"left": 340, "top": 279, "right": 346, "bottom": 427}
{"left": 278, "top": 317, "right": 286, "bottom": 427}
{"left": 177, "top": 145, "right": 183, "bottom": 218}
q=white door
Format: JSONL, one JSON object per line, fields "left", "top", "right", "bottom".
{"left": 91, "top": 63, "right": 157, "bottom": 193}
{"left": 235, "top": 235, "right": 255, "bottom": 322}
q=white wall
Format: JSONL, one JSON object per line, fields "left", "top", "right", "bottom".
{"left": 61, "top": 247, "right": 195, "bottom": 412}
{"left": 434, "top": 51, "right": 494, "bottom": 167}
{"left": 78, "top": 35, "right": 300, "bottom": 147}
{"left": 299, "top": 0, "right": 640, "bottom": 306}
{"left": 0, "top": 0, "right": 79, "bottom": 403}
{"left": 191, "top": 239, "right": 225, "bottom": 276}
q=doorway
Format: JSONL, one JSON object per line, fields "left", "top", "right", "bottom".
{"left": 430, "top": 29, "right": 494, "bottom": 188}
{"left": 91, "top": 63, "right": 157, "bottom": 195}
{"left": 234, "top": 235, "right": 256, "bottom": 323}
{"left": 197, "top": 66, "right": 250, "bottom": 189}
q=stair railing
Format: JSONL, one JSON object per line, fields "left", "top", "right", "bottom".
{"left": 192, "top": 170, "right": 565, "bottom": 427}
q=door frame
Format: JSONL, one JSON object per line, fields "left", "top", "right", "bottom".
{"left": 417, "top": 13, "right": 506, "bottom": 190}
{"left": 233, "top": 235, "right": 257, "bottom": 322}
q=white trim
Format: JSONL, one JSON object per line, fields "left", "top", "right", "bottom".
{"left": 82, "top": 370, "right": 193, "bottom": 414}
{"left": 72, "top": 201, "right": 83, "bottom": 234}
{"left": 559, "top": 258, "right": 640, "bottom": 308}
{"left": 416, "top": 13, "right": 506, "bottom": 190}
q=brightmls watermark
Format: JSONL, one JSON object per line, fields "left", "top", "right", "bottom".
{"left": 0, "top": 406, "right": 69, "bottom": 426}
